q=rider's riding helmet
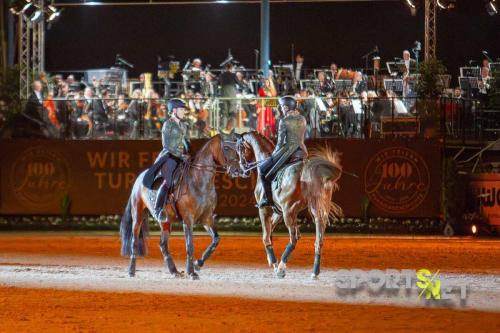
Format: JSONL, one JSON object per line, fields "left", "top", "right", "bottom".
{"left": 278, "top": 95, "right": 297, "bottom": 113}
{"left": 167, "top": 98, "right": 187, "bottom": 115}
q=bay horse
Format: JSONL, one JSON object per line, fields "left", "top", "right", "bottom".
{"left": 120, "top": 134, "right": 239, "bottom": 279}
{"left": 235, "top": 132, "right": 343, "bottom": 279}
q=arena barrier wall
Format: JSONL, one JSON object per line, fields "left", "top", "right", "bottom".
{"left": 0, "top": 139, "right": 442, "bottom": 218}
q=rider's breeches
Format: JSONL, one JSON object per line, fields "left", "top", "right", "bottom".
{"left": 155, "top": 157, "right": 179, "bottom": 211}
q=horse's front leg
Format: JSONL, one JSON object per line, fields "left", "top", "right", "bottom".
{"left": 276, "top": 212, "right": 299, "bottom": 279}
{"left": 183, "top": 220, "right": 199, "bottom": 280}
{"left": 259, "top": 207, "right": 277, "bottom": 270}
{"left": 194, "top": 215, "right": 220, "bottom": 271}
{"left": 159, "top": 222, "right": 183, "bottom": 278}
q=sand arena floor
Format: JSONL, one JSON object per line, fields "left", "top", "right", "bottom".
{"left": 0, "top": 232, "right": 499, "bottom": 332}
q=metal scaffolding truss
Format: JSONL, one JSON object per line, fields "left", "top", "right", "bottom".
{"left": 425, "top": 0, "right": 437, "bottom": 60}
{"left": 18, "top": 0, "right": 45, "bottom": 99}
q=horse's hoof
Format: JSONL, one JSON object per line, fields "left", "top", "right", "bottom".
{"left": 171, "top": 270, "right": 184, "bottom": 278}
{"left": 276, "top": 262, "right": 286, "bottom": 278}
{"left": 194, "top": 260, "right": 203, "bottom": 272}
{"left": 311, "top": 273, "right": 319, "bottom": 280}
{"left": 129, "top": 272, "right": 135, "bottom": 277}
{"left": 189, "top": 272, "right": 200, "bottom": 280}
{"left": 272, "top": 263, "right": 279, "bottom": 273}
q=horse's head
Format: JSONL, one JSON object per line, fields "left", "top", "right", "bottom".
{"left": 210, "top": 134, "right": 243, "bottom": 178}
{"left": 234, "top": 132, "right": 257, "bottom": 178}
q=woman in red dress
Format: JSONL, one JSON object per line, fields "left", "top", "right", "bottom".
{"left": 257, "top": 74, "right": 277, "bottom": 138}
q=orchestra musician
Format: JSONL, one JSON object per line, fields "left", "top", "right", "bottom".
{"left": 56, "top": 82, "right": 73, "bottom": 138}
{"left": 479, "top": 60, "right": 491, "bottom": 95}
{"left": 402, "top": 50, "right": 417, "bottom": 98}
{"left": 115, "top": 94, "right": 130, "bottom": 138}
{"left": 127, "top": 89, "right": 144, "bottom": 139}
{"left": 73, "top": 91, "right": 91, "bottom": 138}
{"left": 316, "top": 71, "right": 335, "bottom": 96}
{"left": 189, "top": 58, "right": 205, "bottom": 93}
{"left": 293, "top": 54, "right": 306, "bottom": 82}
{"left": 218, "top": 62, "right": 239, "bottom": 133}
{"left": 257, "top": 72, "right": 277, "bottom": 138}
{"left": 329, "top": 63, "right": 338, "bottom": 80}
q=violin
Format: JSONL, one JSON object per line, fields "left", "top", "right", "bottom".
{"left": 43, "top": 95, "right": 59, "bottom": 128}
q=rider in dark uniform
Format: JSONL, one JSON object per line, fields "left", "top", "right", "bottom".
{"left": 257, "top": 96, "right": 308, "bottom": 208}
{"left": 144, "top": 98, "right": 190, "bottom": 221}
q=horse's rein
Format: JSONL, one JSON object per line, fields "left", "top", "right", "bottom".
{"left": 189, "top": 139, "right": 239, "bottom": 174}
{"left": 236, "top": 139, "right": 271, "bottom": 173}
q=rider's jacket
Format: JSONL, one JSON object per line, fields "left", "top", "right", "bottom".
{"left": 264, "top": 110, "right": 308, "bottom": 178}
{"left": 273, "top": 110, "right": 308, "bottom": 159}
{"left": 159, "top": 118, "right": 190, "bottom": 159}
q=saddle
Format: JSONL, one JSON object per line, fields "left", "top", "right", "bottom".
{"left": 272, "top": 159, "right": 304, "bottom": 193}
{"left": 152, "top": 161, "right": 189, "bottom": 202}
{"left": 269, "top": 159, "right": 304, "bottom": 215}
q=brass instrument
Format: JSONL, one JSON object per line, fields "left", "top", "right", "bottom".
{"left": 169, "top": 61, "right": 180, "bottom": 80}
{"left": 142, "top": 73, "right": 153, "bottom": 120}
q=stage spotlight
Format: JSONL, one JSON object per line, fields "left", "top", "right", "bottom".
{"left": 405, "top": 0, "right": 417, "bottom": 16}
{"left": 437, "top": 0, "right": 456, "bottom": 10}
{"left": 46, "top": 5, "right": 61, "bottom": 22}
{"left": 9, "top": 0, "right": 29, "bottom": 15}
{"left": 23, "top": 4, "right": 43, "bottom": 23}
{"left": 405, "top": 0, "right": 416, "bottom": 8}
{"left": 23, "top": 3, "right": 43, "bottom": 23}
{"left": 486, "top": 0, "right": 498, "bottom": 16}
{"left": 471, "top": 224, "right": 477, "bottom": 235}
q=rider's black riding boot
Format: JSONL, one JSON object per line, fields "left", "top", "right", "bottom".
{"left": 154, "top": 181, "right": 169, "bottom": 221}
{"left": 257, "top": 175, "right": 273, "bottom": 208}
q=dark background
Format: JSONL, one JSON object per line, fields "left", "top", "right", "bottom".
{"left": 45, "top": 1, "right": 500, "bottom": 82}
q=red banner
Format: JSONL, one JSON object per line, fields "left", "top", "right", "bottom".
{"left": 0, "top": 139, "right": 442, "bottom": 217}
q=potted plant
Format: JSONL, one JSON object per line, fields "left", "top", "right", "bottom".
{"left": 415, "top": 59, "right": 447, "bottom": 138}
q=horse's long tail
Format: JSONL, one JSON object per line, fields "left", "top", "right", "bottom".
{"left": 301, "top": 146, "right": 343, "bottom": 222}
{"left": 120, "top": 194, "right": 149, "bottom": 256}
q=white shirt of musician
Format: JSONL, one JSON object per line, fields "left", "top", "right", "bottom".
{"left": 35, "top": 91, "right": 42, "bottom": 103}
{"left": 405, "top": 60, "right": 411, "bottom": 74}
{"left": 295, "top": 63, "right": 303, "bottom": 80}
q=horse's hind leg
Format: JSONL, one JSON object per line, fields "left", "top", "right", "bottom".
{"left": 194, "top": 215, "right": 220, "bottom": 272}
{"left": 159, "top": 222, "right": 183, "bottom": 278}
{"left": 183, "top": 219, "right": 199, "bottom": 280}
{"left": 276, "top": 212, "right": 299, "bottom": 279}
{"left": 260, "top": 207, "right": 277, "bottom": 269}
{"left": 311, "top": 209, "right": 327, "bottom": 280}
{"left": 128, "top": 205, "right": 143, "bottom": 277}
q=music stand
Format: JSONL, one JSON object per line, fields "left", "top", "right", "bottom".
{"left": 460, "top": 67, "right": 481, "bottom": 79}
{"left": 459, "top": 77, "right": 479, "bottom": 96}
{"left": 334, "top": 79, "right": 353, "bottom": 92}
{"left": 383, "top": 79, "right": 404, "bottom": 95}
{"left": 313, "top": 69, "right": 333, "bottom": 79}
{"left": 273, "top": 65, "right": 293, "bottom": 84}
{"left": 300, "top": 79, "right": 320, "bottom": 91}
{"left": 386, "top": 61, "right": 408, "bottom": 76}
{"left": 490, "top": 62, "right": 500, "bottom": 74}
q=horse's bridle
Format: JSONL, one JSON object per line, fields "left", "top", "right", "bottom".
{"left": 190, "top": 137, "right": 240, "bottom": 175}
{"left": 236, "top": 137, "right": 264, "bottom": 173}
